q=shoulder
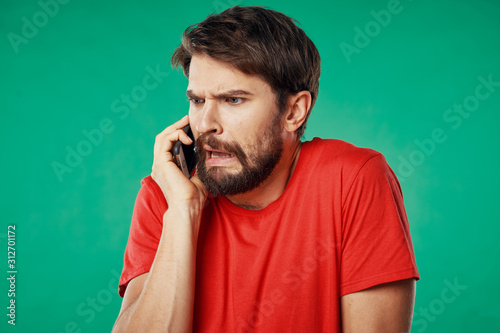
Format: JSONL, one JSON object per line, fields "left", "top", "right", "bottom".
{"left": 140, "top": 175, "right": 165, "bottom": 198}
{"left": 133, "top": 175, "right": 168, "bottom": 218}
{"left": 302, "top": 137, "right": 384, "bottom": 172}
{"left": 299, "top": 138, "right": 399, "bottom": 199}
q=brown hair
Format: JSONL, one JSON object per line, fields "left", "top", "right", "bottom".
{"left": 171, "top": 6, "right": 321, "bottom": 138}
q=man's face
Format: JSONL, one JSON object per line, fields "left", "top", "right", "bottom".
{"left": 187, "top": 54, "right": 284, "bottom": 196}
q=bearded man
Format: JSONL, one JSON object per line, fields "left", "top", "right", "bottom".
{"left": 113, "top": 6, "right": 420, "bottom": 333}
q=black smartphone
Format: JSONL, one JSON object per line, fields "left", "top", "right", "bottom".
{"left": 173, "top": 124, "right": 198, "bottom": 178}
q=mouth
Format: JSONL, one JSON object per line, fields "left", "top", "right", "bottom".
{"left": 204, "top": 145, "right": 238, "bottom": 166}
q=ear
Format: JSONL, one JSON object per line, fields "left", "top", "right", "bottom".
{"left": 283, "top": 91, "right": 311, "bottom": 133}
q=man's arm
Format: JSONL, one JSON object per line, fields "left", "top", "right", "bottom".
{"left": 112, "top": 206, "right": 201, "bottom": 332}
{"left": 112, "top": 116, "right": 207, "bottom": 332}
{"left": 340, "top": 278, "right": 416, "bottom": 333}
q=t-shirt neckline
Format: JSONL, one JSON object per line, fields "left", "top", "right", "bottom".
{"left": 214, "top": 139, "right": 312, "bottom": 217}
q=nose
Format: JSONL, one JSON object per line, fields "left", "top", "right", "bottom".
{"left": 194, "top": 99, "right": 222, "bottom": 135}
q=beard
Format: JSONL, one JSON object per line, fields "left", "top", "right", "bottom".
{"left": 195, "top": 115, "right": 284, "bottom": 197}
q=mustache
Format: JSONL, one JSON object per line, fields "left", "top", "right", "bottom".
{"left": 195, "top": 134, "right": 248, "bottom": 162}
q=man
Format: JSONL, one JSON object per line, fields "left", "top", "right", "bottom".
{"left": 113, "top": 6, "right": 419, "bottom": 333}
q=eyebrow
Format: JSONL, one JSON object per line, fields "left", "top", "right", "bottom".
{"left": 186, "top": 89, "right": 253, "bottom": 99}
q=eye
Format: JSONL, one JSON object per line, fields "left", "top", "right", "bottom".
{"left": 189, "top": 98, "right": 204, "bottom": 105}
{"left": 227, "top": 97, "right": 243, "bottom": 104}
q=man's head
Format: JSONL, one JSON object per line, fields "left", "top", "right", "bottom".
{"left": 183, "top": 54, "right": 285, "bottom": 196}
{"left": 171, "top": 6, "right": 321, "bottom": 138}
{"left": 171, "top": 6, "right": 321, "bottom": 197}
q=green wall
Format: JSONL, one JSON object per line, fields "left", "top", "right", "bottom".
{"left": 1, "top": 0, "right": 499, "bottom": 331}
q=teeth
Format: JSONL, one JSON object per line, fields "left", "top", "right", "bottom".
{"left": 210, "top": 152, "right": 234, "bottom": 158}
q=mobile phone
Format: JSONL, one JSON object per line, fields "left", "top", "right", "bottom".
{"left": 173, "top": 124, "right": 198, "bottom": 178}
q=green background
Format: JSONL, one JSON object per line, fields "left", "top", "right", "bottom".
{"left": 1, "top": 0, "right": 499, "bottom": 332}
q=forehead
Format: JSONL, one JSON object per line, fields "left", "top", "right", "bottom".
{"left": 187, "top": 54, "right": 272, "bottom": 95}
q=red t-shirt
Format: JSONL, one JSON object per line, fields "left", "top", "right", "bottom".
{"left": 119, "top": 138, "right": 420, "bottom": 332}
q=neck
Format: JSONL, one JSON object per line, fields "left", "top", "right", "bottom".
{"left": 226, "top": 140, "right": 302, "bottom": 210}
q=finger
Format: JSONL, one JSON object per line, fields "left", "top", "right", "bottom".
{"left": 177, "top": 130, "right": 194, "bottom": 145}
{"left": 154, "top": 128, "right": 194, "bottom": 157}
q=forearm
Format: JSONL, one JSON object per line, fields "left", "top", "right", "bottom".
{"left": 114, "top": 205, "right": 202, "bottom": 332}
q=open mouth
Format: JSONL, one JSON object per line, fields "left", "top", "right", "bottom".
{"left": 204, "top": 145, "right": 238, "bottom": 166}
{"left": 210, "top": 151, "right": 234, "bottom": 158}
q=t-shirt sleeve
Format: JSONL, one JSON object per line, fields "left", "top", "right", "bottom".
{"left": 340, "top": 153, "right": 419, "bottom": 297}
{"left": 118, "top": 176, "right": 167, "bottom": 298}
